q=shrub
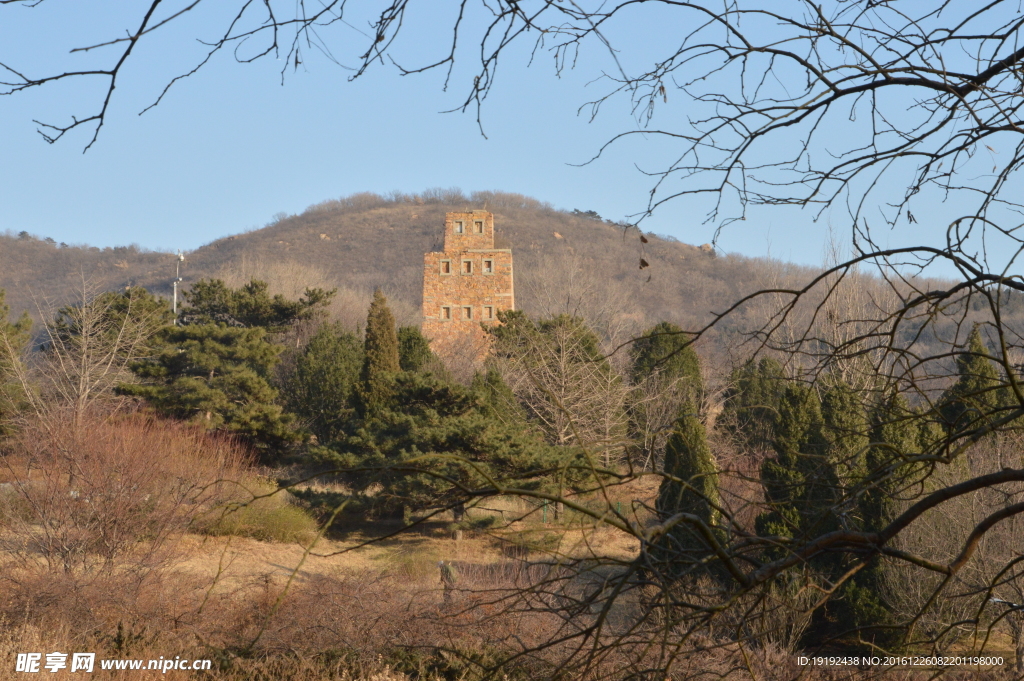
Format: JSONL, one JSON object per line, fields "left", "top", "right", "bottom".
{"left": 0, "top": 414, "right": 250, "bottom": 573}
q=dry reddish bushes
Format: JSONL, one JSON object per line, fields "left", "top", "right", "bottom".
{"left": 0, "top": 415, "right": 250, "bottom": 624}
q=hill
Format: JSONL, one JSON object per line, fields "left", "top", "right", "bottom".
{"left": 1, "top": 190, "right": 804, "bottom": 347}
{"left": 7, "top": 188, "right": 1008, "bottom": 376}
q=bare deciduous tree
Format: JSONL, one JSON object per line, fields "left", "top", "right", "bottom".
{"left": 10, "top": 283, "right": 172, "bottom": 433}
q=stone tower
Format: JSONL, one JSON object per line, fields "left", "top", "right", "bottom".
{"left": 422, "top": 211, "right": 514, "bottom": 359}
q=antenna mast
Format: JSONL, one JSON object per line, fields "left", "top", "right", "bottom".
{"left": 173, "top": 252, "right": 184, "bottom": 324}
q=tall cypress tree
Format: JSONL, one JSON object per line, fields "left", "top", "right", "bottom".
{"left": 756, "top": 383, "right": 838, "bottom": 548}
{"left": 360, "top": 289, "right": 400, "bottom": 416}
{"left": 837, "top": 392, "right": 921, "bottom": 646}
{"left": 722, "top": 357, "right": 786, "bottom": 453}
{"left": 654, "top": 399, "right": 721, "bottom": 579}
{"left": 939, "top": 325, "right": 1000, "bottom": 434}
{"left": 860, "top": 392, "right": 919, "bottom": 534}
{"left": 630, "top": 321, "right": 701, "bottom": 388}
{"left": 820, "top": 379, "right": 870, "bottom": 485}
{"left": 629, "top": 321, "right": 704, "bottom": 468}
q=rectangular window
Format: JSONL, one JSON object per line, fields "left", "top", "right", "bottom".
{"left": 484, "top": 306, "right": 494, "bottom": 320}
{"left": 440, "top": 260, "right": 451, "bottom": 274}
{"left": 482, "top": 259, "right": 493, "bottom": 273}
{"left": 474, "top": 220, "right": 484, "bottom": 234}
{"left": 441, "top": 306, "right": 451, "bottom": 320}
{"left": 454, "top": 221, "right": 464, "bottom": 234}
{"left": 462, "top": 260, "right": 473, "bottom": 274}
{"left": 463, "top": 306, "right": 473, "bottom": 320}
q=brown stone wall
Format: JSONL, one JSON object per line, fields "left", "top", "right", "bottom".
{"left": 443, "top": 210, "right": 495, "bottom": 251}
{"left": 423, "top": 211, "right": 514, "bottom": 359}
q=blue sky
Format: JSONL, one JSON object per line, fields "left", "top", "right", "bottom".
{"left": 0, "top": 2, "right": 1008, "bottom": 275}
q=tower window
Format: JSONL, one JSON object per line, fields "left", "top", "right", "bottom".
{"left": 441, "top": 306, "right": 451, "bottom": 320}
{"left": 483, "top": 259, "right": 493, "bottom": 273}
{"left": 440, "top": 260, "right": 451, "bottom": 274}
{"left": 463, "top": 306, "right": 473, "bottom": 320}
{"left": 484, "top": 306, "right": 494, "bottom": 320}
{"left": 474, "top": 220, "right": 484, "bottom": 234}
{"left": 454, "top": 221, "right": 464, "bottom": 234}
{"left": 463, "top": 260, "right": 473, "bottom": 274}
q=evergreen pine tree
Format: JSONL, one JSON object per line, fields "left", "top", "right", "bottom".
{"left": 122, "top": 324, "right": 299, "bottom": 452}
{"left": 314, "top": 371, "right": 583, "bottom": 518}
{"left": 360, "top": 289, "right": 400, "bottom": 416}
{"left": 283, "top": 321, "right": 363, "bottom": 443}
{"left": 653, "top": 399, "right": 722, "bottom": 579}
{"left": 471, "top": 369, "right": 529, "bottom": 426}
{"left": 180, "top": 279, "right": 334, "bottom": 331}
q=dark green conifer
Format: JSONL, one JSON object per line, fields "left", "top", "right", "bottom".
{"left": 860, "top": 393, "right": 919, "bottom": 534}
{"left": 820, "top": 379, "right": 870, "bottom": 484}
{"left": 181, "top": 279, "right": 334, "bottom": 331}
{"left": 839, "top": 392, "right": 921, "bottom": 647}
{"left": 315, "top": 371, "right": 581, "bottom": 518}
{"left": 722, "top": 357, "right": 786, "bottom": 452}
{"left": 471, "top": 369, "right": 528, "bottom": 426}
{"left": 283, "top": 321, "right": 363, "bottom": 443}
{"left": 939, "top": 325, "right": 1001, "bottom": 434}
{"left": 397, "top": 325, "right": 435, "bottom": 373}
{"left": 756, "top": 383, "right": 838, "bottom": 547}
{"left": 122, "top": 324, "right": 299, "bottom": 452}
{"left": 360, "top": 289, "right": 400, "bottom": 416}
{"left": 629, "top": 322, "right": 704, "bottom": 469}
{"left": 630, "top": 321, "right": 701, "bottom": 388}
{"left": 654, "top": 399, "right": 721, "bottom": 579}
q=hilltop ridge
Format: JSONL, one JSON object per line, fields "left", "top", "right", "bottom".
{"left": 2, "top": 191, "right": 789, "bottom": 336}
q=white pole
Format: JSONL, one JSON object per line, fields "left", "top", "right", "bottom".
{"left": 173, "top": 252, "right": 184, "bottom": 324}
